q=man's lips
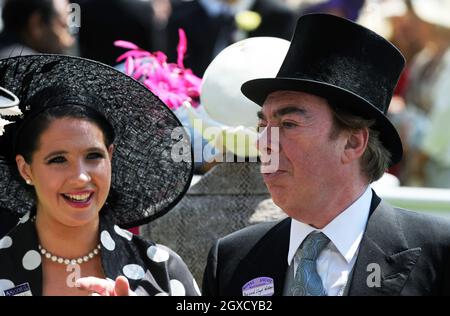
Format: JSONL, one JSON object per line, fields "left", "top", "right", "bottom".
{"left": 261, "top": 170, "right": 287, "bottom": 180}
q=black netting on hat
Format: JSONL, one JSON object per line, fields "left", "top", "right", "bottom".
{"left": 0, "top": 55, "right": 193, "bottom": 228}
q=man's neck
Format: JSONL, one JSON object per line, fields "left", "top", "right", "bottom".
{"left": 291, "top": 182, "right": 369, "bottom": 229}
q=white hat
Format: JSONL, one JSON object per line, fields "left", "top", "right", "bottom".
{"left": 412, "top": 0, "right": 450, "bottom": 28}
{"left": 201, "top": 37, "right": 290, "bottom": 127}
{"left": 0, "top": 87, "right": 21, "bottom": 136}
{"left": 185, "top": 37, "right": 290, "bottom": 158}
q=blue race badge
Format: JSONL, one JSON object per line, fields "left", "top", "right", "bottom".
{"left": 3, "top": 282, "right": 33, "bottom": 296}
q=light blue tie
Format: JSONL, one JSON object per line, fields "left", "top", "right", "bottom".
{"left": 291, "top": 231, "right": 330, "bottom": 296}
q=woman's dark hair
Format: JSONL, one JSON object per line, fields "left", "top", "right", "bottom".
{"left": 2, "top": 0, "right": 56, "bottom": 34}
{"left": 15, "top": 86, "right": 115, "bottom": 163}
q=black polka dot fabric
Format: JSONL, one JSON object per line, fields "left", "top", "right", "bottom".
{"left": 0, "top": 212, "right": 200, "bottom": 296}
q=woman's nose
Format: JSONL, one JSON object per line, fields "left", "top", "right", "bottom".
{"left": 70, "top": 162, "right": 92, "bottom": 184}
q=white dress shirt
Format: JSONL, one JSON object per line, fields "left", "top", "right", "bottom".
{"left": 286, "top": 186, "right": 372, "bottom": 296}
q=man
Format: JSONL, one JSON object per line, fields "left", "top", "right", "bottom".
{"left": 77, "top": 0, "right": 159, "bottom": 66}
{"left": 0, "top": 0, "right": 74, "bottom": 58}
{"left": 0, "top": 0, "right": 75, "bottom": 233}
{"left": 202, "top": 14, "right": 450, "bottom": 296}
{"left": 167, "top": 0, "right": 296, "bottom": 76}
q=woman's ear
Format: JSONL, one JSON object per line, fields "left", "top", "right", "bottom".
{"left": 108, "top": 144, "right": 115, "bottom": 161}
{"left": 342, "top": 127, "right": 369, "bottom": 164}
{"left": 16, "top": 155, "right": 33, "bottom": 185}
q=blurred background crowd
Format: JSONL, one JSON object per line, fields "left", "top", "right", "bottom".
{"left": 1, "top": 0, "right": 450, "bottom": 189}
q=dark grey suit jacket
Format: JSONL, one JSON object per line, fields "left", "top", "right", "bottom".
{"left": 202, "top": 192, "right": 450, "bottom": 295}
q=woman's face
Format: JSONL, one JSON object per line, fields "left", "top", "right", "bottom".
{"left": 16, "top": 117, "right": 113, "bottom": 227}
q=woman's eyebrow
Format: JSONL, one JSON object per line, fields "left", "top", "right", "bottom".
{"left": 44, "top": 150, "right": 68, "bottom": 160}
{"left": 85, "top": 147, "right": 106, "bottom": 152}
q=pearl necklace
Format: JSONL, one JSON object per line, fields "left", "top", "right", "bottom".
{"left": 38, "top": 243, "right": 101, "bottom": 265}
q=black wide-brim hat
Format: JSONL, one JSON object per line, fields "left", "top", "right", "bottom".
{"left": 241, "top": 14, "right": 405, "bottom": 166}
{"left": 0, "top": 55, "right": 193, "bottom": 228}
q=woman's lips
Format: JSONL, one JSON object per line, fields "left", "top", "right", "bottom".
{"left": 61, "top": 191, "right": 94, "bottom": 208}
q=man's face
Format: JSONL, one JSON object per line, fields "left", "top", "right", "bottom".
{"left": 37, "top": 0, "right": 74, "bottom": 53}
{"left": 257, "top": 91, "right": 348, "bottom": 218}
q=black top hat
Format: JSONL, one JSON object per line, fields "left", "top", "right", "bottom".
{"left": 0, "top": 55, "right": 193, "bottom": 228}
{"left": 241, "top": 14, "right": 405, "bottom": 166}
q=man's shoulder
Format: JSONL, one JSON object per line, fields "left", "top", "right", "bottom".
{"left": 203, "top": 218, "right": 291, "bottom": 295}
{"left": 383, "top": 201, "right": 450, "bottom": 228}
{"left": 378, "top": 199, "right": 450, "bottom": 243}
{"left": 216, "top": 218, "right": 290, "bottom": 252}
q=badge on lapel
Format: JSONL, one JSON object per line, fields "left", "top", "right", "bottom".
{"left": 242, "top": 277, "right": 274, "bottom": 296}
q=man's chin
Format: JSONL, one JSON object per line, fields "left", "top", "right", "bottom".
{"left": 267, "top": 187, "right": 287, "bottom": 204}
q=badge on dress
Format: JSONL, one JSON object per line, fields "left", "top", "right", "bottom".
{"left": 3, "top": 282, "right": 33, "bottom": 296}
{"left": 242, "top": 277, "right": 274, "bottom": 296}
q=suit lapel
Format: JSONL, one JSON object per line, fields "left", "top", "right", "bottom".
{"left": 348, "top": 192, "right": 422, "bottom": 295}
{"left": 229, "top": 218, "right": 290, "bottom": 296}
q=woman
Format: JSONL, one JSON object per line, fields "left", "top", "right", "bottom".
{"left": 0, "top": 55, "right": 197, "bottom": 296}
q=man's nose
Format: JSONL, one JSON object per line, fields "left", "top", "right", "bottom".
{"left": 257, "top": 126, "right": 279, "bottom": 155}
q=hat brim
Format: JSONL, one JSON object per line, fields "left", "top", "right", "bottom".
{"left": 0, "top": 55, "right": 193, "bottom": 228}
{"left": 241, "top": 77, "right": 402, "bottom": 166}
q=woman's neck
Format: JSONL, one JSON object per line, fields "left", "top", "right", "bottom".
{"left": 35, "top": 211, "right": 100, "bottom": 259}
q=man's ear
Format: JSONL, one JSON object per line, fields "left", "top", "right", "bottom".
{"left": 342, "top": 128, "right": 369, "bottom": 164}
{"left": 16, "top": 155, "right": 33, "bottom": 185}
{"left": 26, "top": 12, "right": 46, "bottom": 40}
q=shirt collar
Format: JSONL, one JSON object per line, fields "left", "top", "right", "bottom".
{"left": 288, "top": 186, "right": 372, "bottom": 265}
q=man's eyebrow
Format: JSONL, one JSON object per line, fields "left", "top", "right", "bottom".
{"left": 275, "top": 106, "right": 306, "bottom": 117}
{"left": 258, "top": 106, "right": 307, "bottom": 120}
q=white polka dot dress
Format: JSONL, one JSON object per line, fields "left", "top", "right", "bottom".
{"left": 22, "top": 250, "right": 41, "bottom": 271}
{"left": 0, "top": 236, "right": 12, "bottom": 250}
{"left": 0, "top": 213, "right": 199, "bottom": 296}
{"left": 147, "top": 245, "right": 170, "bottom": 263}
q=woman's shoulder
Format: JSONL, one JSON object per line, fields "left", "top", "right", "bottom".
{"left": 0, "top": 213, "right": 40, "bottom": 296}
{"left": 0, "top": 213, "right": 35, "bottom": 252}
{"left": 100, "top": 217, "right": 200, "bottom": 295}
{"left": 131, "top": 233, "right": 187, "bottom": 267}
{"left": 131, "top": 235, "right": 201, "bottom": 296}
